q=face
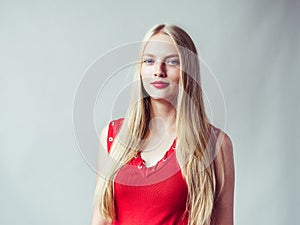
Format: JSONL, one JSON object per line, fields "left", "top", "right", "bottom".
{"left": 140, "top": 33, "right": 181, "bottom": 102}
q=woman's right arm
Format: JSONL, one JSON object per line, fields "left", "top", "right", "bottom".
{"left": 90, "top": 124, "right": 111, "bottom": 225}
{"left": 91, "top": 205, "right": 110, "bottom": 225}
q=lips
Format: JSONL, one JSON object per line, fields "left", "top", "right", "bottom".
{"left": 151, "top": 81, "right": 169, "bottom": 89}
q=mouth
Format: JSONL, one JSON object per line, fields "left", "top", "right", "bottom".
{"left": 150, "top": 81, "right": 169, "bottom": 89}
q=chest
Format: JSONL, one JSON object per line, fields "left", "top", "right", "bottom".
{"left": 139, "top": 135, "right": 177, "bottom": 167}
{"left": 111, "top": 122, "right": 188, "bottom": 224}
{"left": 114, "top": 170, "right": 188, "bottom": 208}
{"left": 113, "top": 157, "right": 188, "bottom": 224}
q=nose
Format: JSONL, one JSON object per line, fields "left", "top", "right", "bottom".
{"left": 154, "top": 62, "right": 166, "bottom": 77}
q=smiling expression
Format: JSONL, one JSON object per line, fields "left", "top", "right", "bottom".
{"left": 140, "top": 33, "right": 181, "bottom": 102}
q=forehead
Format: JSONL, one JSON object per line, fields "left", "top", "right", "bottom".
{"left": 143, "top": 33, "right": 178, "bottom": 56}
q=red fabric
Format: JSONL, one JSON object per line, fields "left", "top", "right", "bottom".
{"left": 107, "top": 118, "right": 189, "bottom": 225}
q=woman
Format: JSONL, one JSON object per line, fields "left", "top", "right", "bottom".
{"left": 91, "top": 24, "right": 235, "bottom": 225}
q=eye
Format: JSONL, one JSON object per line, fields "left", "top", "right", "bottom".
{"left": 143, "top": 58, "right": 155, "bottom": 64}
{"left": 166, "top": 59, "right": 180, "bottom": 66}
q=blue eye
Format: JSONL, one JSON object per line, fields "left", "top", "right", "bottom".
{"left": 166, "top": 59, "right": 180, "bottom": 65}
{"left": 143, "top": 58, "right": 155, "bottom": 64}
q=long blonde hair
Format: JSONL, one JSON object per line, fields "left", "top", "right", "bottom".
{"left": 95, "top": 24, "right": 221, "bottom": 225}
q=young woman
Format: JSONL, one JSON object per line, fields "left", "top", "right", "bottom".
{"left": 91, "top": 24, "right": 235, "bottom": 225}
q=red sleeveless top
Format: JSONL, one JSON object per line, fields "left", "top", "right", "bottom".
{"left": 107, "top": 118, "right": 189, "bottom": 225}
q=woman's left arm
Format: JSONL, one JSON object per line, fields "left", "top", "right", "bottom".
{"left": 212, "top": 131, "right": 235, "bottom": 225}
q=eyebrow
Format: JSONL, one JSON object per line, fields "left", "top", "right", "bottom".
{"left": 142, "top": 53, "right": 179, "bottom": 58}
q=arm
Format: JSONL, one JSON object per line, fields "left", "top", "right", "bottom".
{"left": 91, "top": 206, "right": 110, "bottom": 225}
{"left": 91, "top": 124, "right": 111, "bottom": 225}
{"left": 211, "top": 131, "right": 235, "bottom": 225}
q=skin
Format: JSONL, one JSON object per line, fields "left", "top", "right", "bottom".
{"left": 139, "top": 33, "right": 181, "bottom": 167}
{"left": 91, "top": 33, "right": 235, "bottom": 225}
{"left": 141, "top": 33, "right": 181, "bottom": 105}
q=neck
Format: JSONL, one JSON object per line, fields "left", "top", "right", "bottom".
{"left": 149, "top": 98, "right": 177, "bottom": 135}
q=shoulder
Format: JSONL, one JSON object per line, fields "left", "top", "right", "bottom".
{"left": 208, "top": 125, "right": 235, "bottom": 224}
{"left": 208, "top": 123, "right": 233, "bottom": 157}
{"left": 209, "top": 124, "right": 235, "bottom": 193}
{"left": 99, "top": 118, "right": 125, "bottom": 153}
{"left": 109, "top": 117, "right": 125, "bottom": 131}
{"left": 214, "top": 129, "right": 234, "bottom": 198}
{"left": 216, "top": 129, "right": 234, "bottom": 159}
{"left": 99, "top": 124, "right": 109, "bottom": 151}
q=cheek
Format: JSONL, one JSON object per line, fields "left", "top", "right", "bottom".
{"left": 140, "top": 66, "right": 151, "bottom": 88}
{"left": 140, "top": 65, "right": 153, "bottom": 77}
{"left": 170, "top": 68, "right": 181, "bottom": 84}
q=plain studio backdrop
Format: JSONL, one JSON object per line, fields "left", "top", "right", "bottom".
{"left": 1, "top": 0, "right": 299, "bottom": 224}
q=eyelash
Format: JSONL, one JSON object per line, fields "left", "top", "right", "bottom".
{"left": 143, "top": 59, "right": 180, "bottom": 65}
{"left": 167, "top": 60, "right": 180, "bottom": 65}
{"left": 143, "top": 59, "right": 155, "bottom": 64}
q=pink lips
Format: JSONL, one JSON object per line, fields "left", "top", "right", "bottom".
{"left": 151, "top": 81, "right": 169, "bottom": 89}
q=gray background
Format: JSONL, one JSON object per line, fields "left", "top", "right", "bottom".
{"left": 1, "top": 0, "right": 299, "bottom": 224}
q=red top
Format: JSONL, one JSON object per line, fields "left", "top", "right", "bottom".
{"left": 107, "top": 118, "right": 189, "bottom": 225}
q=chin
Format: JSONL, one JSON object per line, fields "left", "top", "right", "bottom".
{"left": 149, "top": 94, "right": 177, "bottom": 104}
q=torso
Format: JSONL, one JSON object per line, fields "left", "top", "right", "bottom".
{"left": 106, "top": 118, "right": 220, "bottom": 225}
{"left": 107, "top": 118, "right": 189, "bottom": 225}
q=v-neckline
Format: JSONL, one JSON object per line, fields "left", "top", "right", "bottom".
{"left": 133, "top": 138, "right": 177, "bottom": 170}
